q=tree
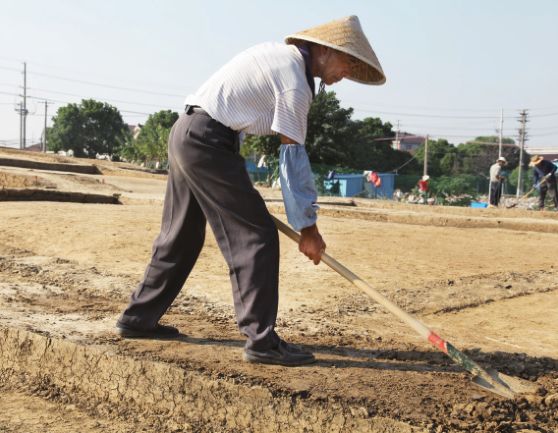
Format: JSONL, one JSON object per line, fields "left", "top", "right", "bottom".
{"left": 48, "top": 99, "right": 127, "bottom": 158}
{"left": 456, "top": 136, "right": 517, "bottom": 176}
{"left": 508, "top": 164, "right": 534, "bottom": 195}
{"left": 429, "top": 174, "right": 479, "bottom": 197}
{"left": 133, "top": 110, "right": 179, "bottom": 164}
{"left": 346, "top": 117, "right": 417, "bottom": 172}
{"left": 414, "top": 138, "right": 457, "bottom": 177}
{"left": 304, "top": 91, "right": 354, "bottom": 164}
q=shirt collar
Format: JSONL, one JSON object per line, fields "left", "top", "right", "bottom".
{"left": 296, "top": 45, "right": 315, "bottom": 98}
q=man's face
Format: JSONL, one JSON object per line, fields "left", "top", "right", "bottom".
{"left": 319, "top": 49, "right": 358, "bottom": 85}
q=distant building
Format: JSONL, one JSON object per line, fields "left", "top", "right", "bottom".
{"left": 392, "top": 133, "right": 426, "bottom": 154}
{"left": 128, "top": 124, "right": 142, "bottom": 139}
{"left": 526, "top": 147, "right": 558, "bottom": 163}
{"left": 23, "top": 142, "right": 43, "bottom": 152}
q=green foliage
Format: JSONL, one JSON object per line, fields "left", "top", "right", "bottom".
{"left": 429, "top": 174, "right": 479, "bottom": 197}
{"left": 345, "top": 117, "right": 416, "bottom": 172}
{"left": 413, "top": 136, "right": 528, "bottom": 184}
{"left": 455, "top": 136, "right": 520, "bottom": 176}
{"left": 242, "top": 134, "right": 281, "bottom": 160}
{"left": 134, "top": 110, "right": 179, "bottom": 163}
{"left": 508, "top": 166, "right": 535, "bottom": 195}
{"left": 119, "top": 129, "right": 140, "bottom": 162}
{"left": 305, "top": 91, "right": 354, "bottom": 164}
{"left": 118, "top": 110, "right": 179, "bottom": 164}
{"left": 395, "top": 174, "right": 422, "bottom": 192}
{"left": 414, "top": 139, "right": 457, "bottom": 177}
{"left": 241, "top": 135, "right": 281, "bottom": 186}
{"left": 48, "top": 99, "right": 127, "bottom": 158}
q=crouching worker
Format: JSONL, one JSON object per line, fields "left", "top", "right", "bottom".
{"left": 116, "top": 16, "right": 386, "bottom": 366}
{"left": 530, "top": 155, "right": 558, "bottom": 210}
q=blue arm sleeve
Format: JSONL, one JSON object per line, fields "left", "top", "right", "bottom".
{"left": 534, "top": 170, "right": 540, "bottom": 185}
{"left": 279, "top": 144, "right": 319, "bottom": 231}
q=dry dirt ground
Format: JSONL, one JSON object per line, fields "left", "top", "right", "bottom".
{"left": 0, "top": 147, "right": 557, "bottom": 433}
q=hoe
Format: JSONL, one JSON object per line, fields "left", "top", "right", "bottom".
{"left": 506, "top": 173, "right": 551, "bottom": 209}
{"left": 272, "top": 215, "right": 537, "bottom": 399}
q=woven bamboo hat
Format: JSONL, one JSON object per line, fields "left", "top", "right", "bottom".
{"left": 285, "top": 15, "right": 386, "bottom": 85}
{"left": 529, "top": 155, "right": 544, "bottom": 166}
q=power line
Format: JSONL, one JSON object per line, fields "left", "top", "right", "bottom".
{"left": 5, "top": 60, "right": 558, "bottom": 121}
{"left": 353, "top": 106, "right": 558, "bottom": 120}
{"left": 397, "top": 124, "right": 501, "bottom": 132}
{"left": 25, "top": 95, "right": 153, "bottom": 116}
{"left": 529, "top": 111, "right": 558, "bottom": 118}
{"left": 29, "top": 87, "right": 174, "bottom": 109}
{"left": 21, "top": 58, "right": 190, "bottom": 94}
{"left": 345, "top": 99, "right": 558, "bottom": 113}
{"left": 353, "top": 107, "right": 518, "bottom": 120}
{"left": 29, "top": 71, "right": 183, "bottom": 98}
{"left": 0, "top": 65, "right": 20, "bottom": 73}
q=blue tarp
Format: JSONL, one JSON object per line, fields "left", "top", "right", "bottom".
{"left": 245, "top": 160, "right": 268, "bottom": 174}
{"left": 364, "top": 173, "right": 396, "bottom": 199}
{"left": 324, "top": 172, "right": 396, "bottom": 198}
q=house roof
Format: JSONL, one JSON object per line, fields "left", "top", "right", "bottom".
{"left": 526, "top": 148, "right": 558, "bottom": 162}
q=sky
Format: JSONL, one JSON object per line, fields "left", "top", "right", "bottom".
{"left": 1, "top": 0, "right": 557, "bottom": 152}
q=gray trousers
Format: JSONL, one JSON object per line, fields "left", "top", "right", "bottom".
{"left": 539, "top": 179, "right": 558, "bottom": 209}
{"left": 119, "top": 109, "right": 280, "bottom": 351}
{"left": 489, "top": 181, "right": 502, "bottom": 206}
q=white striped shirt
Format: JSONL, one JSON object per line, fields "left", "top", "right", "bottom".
{"left": 185, "top": 42, "right": 313, "bottom": 144}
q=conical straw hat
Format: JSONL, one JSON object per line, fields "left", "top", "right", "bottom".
{"left": 285, "top": 15, "right": 386, "bottom": 85}
{"left": 529, "top": 155, "right": 544, "bottom": 166}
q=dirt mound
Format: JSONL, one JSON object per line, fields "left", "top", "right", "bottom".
{"left": 0, "top": 171, "right": 57, "bottom": 189}
{"left": 268, "top": 205, "right": 558, "bottom": 233}
{"left": 0, "top": 188, "right": 121, "bottom": 204}
{"left": 0, "top": 156, "right": 101, "bottom": 174}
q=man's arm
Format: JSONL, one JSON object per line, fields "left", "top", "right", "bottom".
{"left": 533, "top": 168, "right": 541, "bottom": 185}
{"left": 279, "top": 134, "right": 326, "bottom": 265}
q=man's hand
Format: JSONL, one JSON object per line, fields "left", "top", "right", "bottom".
{"left": 299, "top": 224, "right": 326, "bottom": 265}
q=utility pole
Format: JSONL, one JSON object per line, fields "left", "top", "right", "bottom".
{"left": 43, "top": 100, "right": 48, "bottom": 152}
{"left": 14, "top": 102, "right": 23, "bottom": 149}
{"left": 391, "top": 120, "right": 401, "bottom": 150}
{"left": 498, "top": 109, "right": 504, "bottom": 158}
{"left": 516, "top": 110, "right": 528, "bottom": 198}
{"left": 22, "top": 62, "right": 27, "bottom": 149}
{"left": 423, "top": 135, "right": 429, "bottom": 176}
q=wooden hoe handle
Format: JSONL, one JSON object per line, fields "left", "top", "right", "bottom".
{"left": 271, "top": 214, "right": 516, "bottom": 399}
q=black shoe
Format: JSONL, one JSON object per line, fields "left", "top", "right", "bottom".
{"left": 243, "top": 340, "right": 315, "bottom": 366}
{"left": 116, "top": 320, "right": 179, "bottom": 339}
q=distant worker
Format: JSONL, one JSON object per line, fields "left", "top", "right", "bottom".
{"left": 529, "top": 155, "right": 558, "bottom": 210}
{"left": 489, "top": 157, "right": 507, "bottom": 207}
{"left": 418, "top": 175, "right": 429, "bottom": 195}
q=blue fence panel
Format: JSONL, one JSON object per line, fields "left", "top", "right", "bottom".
{"left": 363, "top": 173, "right": 396, "bottom": 199}
{"left": 323, "top": 174, "right": 363, "bottom": 197}
{"left": 323, "top": 172, "right": 395, "bottom": 198}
